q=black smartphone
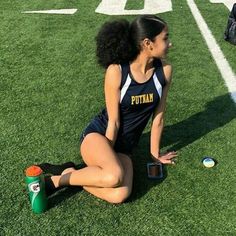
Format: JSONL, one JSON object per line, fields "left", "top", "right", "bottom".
{"left": 147, "top": 162, "right": 163, "bottom": 179}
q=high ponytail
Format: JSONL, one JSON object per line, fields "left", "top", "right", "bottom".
{"left": 96, "top": 15, "right": 167, "bottom": 68}
{"left": 95, "top": 19, "right": 134, "bottom": 68}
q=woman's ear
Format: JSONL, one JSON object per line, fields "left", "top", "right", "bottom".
{"left": 143, "top": 38, "right": 153, "bottom": 50}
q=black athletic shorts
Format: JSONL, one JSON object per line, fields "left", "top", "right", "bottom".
{"left": 80, "top": 117, "right": 133, "bottom": 156}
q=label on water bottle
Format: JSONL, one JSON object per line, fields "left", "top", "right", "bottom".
{"left": 29, "top": 181, "right": 40, "bottom": 193}
{"left": 25, "top": 174, "right": 47, "bottom": 213}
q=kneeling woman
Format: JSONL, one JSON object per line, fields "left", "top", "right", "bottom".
{"left": 41, "top": 15, "right": 177, "bottom": 203}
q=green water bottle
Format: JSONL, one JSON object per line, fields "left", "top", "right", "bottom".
{"left": 25, "top": 165, "right": 47, "bottom": 214}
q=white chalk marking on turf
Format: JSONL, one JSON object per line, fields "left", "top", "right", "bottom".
{"left": 22, "top": 9, "right": 77, "bottom": 15}
{"left": 210, "top": 0, "right": 235, "bottom": 10}
{"left": 95, "top": 0, "right": 172, "bottom": 15}
{"left": 187, "top": 0, "right": 236, "bottom": 103}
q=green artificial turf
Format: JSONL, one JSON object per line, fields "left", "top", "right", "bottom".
{"left": 125, "top": 0, "right": 144, "bottom": 10}
{"left": 0, "top": 0, "right": 236, "bottom": 235}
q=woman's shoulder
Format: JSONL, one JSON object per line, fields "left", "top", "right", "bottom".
{"left": 160, "top": 59, "right": 172, "bottom": 83}
{"left": 106, "top": 64, "right": 122, "bottom": 73}
{"left": 105, "top": 64, "right": 122, "bottom": 88}
{"left": 153, "top": 59, "right": 172, "bottom": 84}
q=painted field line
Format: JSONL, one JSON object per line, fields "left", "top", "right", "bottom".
{"left": 22, "top": 9, "right": 78, "bottom": 15}
{"left": 187, "top": 0, "right": 236, "bottom": 103}
{"left": 210, "top": 0, "right": 235, "bottom": 11}
{"left": 95, "top": 0, "right": 172, "bottom": 15}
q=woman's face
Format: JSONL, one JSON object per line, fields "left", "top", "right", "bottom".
{"left": 150, "top": 26, "right": 171, "bottom": 58}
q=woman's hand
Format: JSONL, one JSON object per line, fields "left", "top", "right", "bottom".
{"left": 152, "top": 151, "right": 178, "bottom": 165}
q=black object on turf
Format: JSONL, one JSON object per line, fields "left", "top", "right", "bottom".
{"left": 38, "top": 162, "right": 76, "bottom": 175}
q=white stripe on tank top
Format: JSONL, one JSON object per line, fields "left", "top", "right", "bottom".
{"left": 120, "top": 74, "right": 132, "bottom": 103}
{"left": 153, "top": 73, "right": 162, "bottom": 98}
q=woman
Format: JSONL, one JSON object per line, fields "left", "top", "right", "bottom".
{"left": 41, "top": 15, "right": 177, "bottom": 203}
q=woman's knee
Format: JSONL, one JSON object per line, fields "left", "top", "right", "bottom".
{"left": 102, "top": 168, "right": 124, "bottom": 188}
{"left": 106, "top": 188, "right": 131, "bottom": 204}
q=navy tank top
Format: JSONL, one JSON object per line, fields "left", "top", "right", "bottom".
{"left": 82, "top": 59, "right": 166, "bottom": 153}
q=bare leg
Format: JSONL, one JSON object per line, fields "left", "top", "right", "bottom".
{"left": 50, "top": 133, "right": 133, "bottom": 203}
{"left": 52, "top": 133, "right": 126, "bottom": 188}
{"left": 83, "top": 153, "right": 133, "bottom": 204}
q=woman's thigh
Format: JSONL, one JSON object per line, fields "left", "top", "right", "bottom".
{"left": 80, "top": 132, "right": 124, "bottom": 174}
{"left": 116, "top": 152, "right": 133, "bottom": 194}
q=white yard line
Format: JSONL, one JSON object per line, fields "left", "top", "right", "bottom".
{"left": 22, "top": 9, "right": 78, "bottom": 15}
{"left": 210, "top": 0, "right": 235, "bottom": 11}
{"left": 187, "top": 0, "right": 236, "bottom": 103}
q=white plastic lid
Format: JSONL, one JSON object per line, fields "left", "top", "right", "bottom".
{"left": 202, "top": 157, "right": 215, "bottom": 168}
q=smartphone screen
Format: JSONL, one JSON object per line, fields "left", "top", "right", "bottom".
{"left": 147, "top": 162, "right": 163, "bottom": 179}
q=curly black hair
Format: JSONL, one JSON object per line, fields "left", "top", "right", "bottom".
{"left": 96, "top": 19, "right": 134, "bottom": 68}
{"left": 96, "top": 15, "right": 167, "bottom": 68}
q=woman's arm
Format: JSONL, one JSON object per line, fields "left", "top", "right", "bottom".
{"left": 104, "top": 64, "right": 122, "bottom": 147}
{"left": 150, "top": 62, "right": 177, "bottom": 164}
